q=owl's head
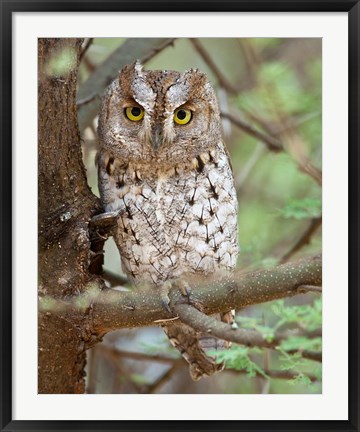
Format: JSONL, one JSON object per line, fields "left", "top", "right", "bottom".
{"left": 98, "top": 61, "right": 222, "bottom": 165}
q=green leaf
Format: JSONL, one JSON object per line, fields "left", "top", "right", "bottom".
{"left": 280, "top": 336, "right": 322, "bottom": 352}
{"left": 210, "top": 346, "right": 269, "bottom": 379}
{"left": 271, "top": 298, "right": 322, "bottom": 331}
{"left": 288, "top": 373, "right": 312, "bottom": 386}
{"left": 277, "top": 197, "right": 321, "bottom": 220}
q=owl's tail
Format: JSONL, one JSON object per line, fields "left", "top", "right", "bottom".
{"left": 162, "top": 311, "right": 234, "bottom": 381}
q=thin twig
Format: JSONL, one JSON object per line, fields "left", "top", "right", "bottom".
{"left": 79, "top": 38, "right": 94, "bottom": 62}
{"left": 98, "top": 344, "right": 143, "bottom": 393}
{"left": 237, "top": 39, "right": 322, "bottom": 187}
{"left": 272, "top": 111, "right": 322, "bottom": 135}
{"left": 103, "top": 269, "right": 129, "bottom": 287}
{"left": 221, "top": 111, "right": 284, "bottom": 152}
{"left": 297, "top": 285, "right": 322, "bottom": 294}
{"left": 189, "top": 38, "right": 238, "bottom": 94}
{"left": 100, "top": 346, "right": 179, "bottom": 364}
{"left": 141, "top": 38, "right": 177, "bottom": 64}
{"left": 76, "top": 92, "right": 97, "bottom": 108}
{"left": 280, "top": 217, "right": 322, "bottom": 263}
{"left": 226, "top": 368, "right": 319, "bottom": 383}
{"left": 235, "top": 143, "right": 265, "bottom": 192}
{"left": 86, "top": 348, "right": 98, "bottom": 394}
{"left": 146, "top": 362, "right": 185, "bottom": 394}
{"left": 287, "top": 350, "right": 322, "bottom": 362}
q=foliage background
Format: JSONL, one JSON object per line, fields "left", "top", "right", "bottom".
{"left": 77, "top": 38, "right": 322, "bottom": 394}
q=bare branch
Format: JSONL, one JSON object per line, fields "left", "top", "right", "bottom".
{"left": 98, "top": 345, "right": 179, "bottom": 364}
{"left": 221, "top": 111, "right": 284, "bottom": 152}
{"left": 96, "top": 345, "right": 184, "bottom": 393}
{"left": 76, "top": 93, "right": 97, "bottom": 108}
{"left": 287, "top": 350, "right": 322, "bottom": 362}
{"left": 39, "top": 255, "right": 321, "bottom": 354}
{"left": 280, "top": 217, "right": 322, "bottom": 263}
{"left": 147, "top": 362, "right": 185, "bottom": 394}
{"left": 226, "top": 368, "right": 319, "bottom": 383}
{"left": 173, "top": 304, "right": 321, "bottom": 362}
{"left": 189, "top": 38, "right": 238, "bottom": 94}
{"left": 83, "top": 254, "right": 321, "bottom": 334}
{"left": 79, "top": 38, "right": 94, "bottom": 62}
{"left": 235, "top": 143, "right": 265, "bottom": 192}
{"left": 175, "top": 304, "right": 278, "bottom": 349}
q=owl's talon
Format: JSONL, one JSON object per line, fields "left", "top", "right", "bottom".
{"left": 160, "top": 282, "right": 172, "bottom": 314}
{"left": 162, "top": 298, "right": 172, "bottom": 314}
{"left": 176, "top": 281, "right": 192, "bottom": 304}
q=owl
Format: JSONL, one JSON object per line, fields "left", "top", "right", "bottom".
{"left": 97, "top": 61, "right": 239, "bottom": 380}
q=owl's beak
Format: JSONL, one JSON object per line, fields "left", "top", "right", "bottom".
{"left": 151, "top": 124, "right": 163, "bottom": 150}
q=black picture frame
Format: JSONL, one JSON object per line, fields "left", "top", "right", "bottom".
{"left": 1, "top": 1, "right": 359, "bottom": 431}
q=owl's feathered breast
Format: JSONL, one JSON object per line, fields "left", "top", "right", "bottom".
{"left": 98, "top": 146, "right": 239, "bottom": 285}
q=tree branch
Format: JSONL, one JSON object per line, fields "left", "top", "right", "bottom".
{"left": 97, "top": 345, "right": 179, "bottom": 364}
{"left": 146, "top": 362, "right": 185, "bottom": 394}
{"left": 174, "top": 304, "right": 321, "bottom": 362}
{"left": 39, "top": 254, "right": 321, "bottom": 340}
{"left": 221, "top": 111, "right": 284, "bottom": 152}
{"left": 94, "top": 345, "right": 319, "bottom": 393}
{"left": 39, "top": 253, "right": 321, "bottom": 364}
{"left": 189, "top": 38, "right": 239, "bottom": 94}
{"left": 175, "top": 304, "right": 277, "bottom": 348}
{"left": 226, "top": 368, "right": 319, "bottom": 383}
{"left": 79, "top": 38, "right": 93, "bottom": 62}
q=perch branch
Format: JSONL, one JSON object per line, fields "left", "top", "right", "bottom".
{"left": 39, "top": 255, "right": 321, "bottom": 341}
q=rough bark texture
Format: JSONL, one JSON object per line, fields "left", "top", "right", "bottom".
{"left": 38, "top": 38, "right": 102, "bottom": 394}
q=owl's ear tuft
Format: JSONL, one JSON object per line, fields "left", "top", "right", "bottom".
{"left": 183, "top": 68, "right": 208, "bottom": 88}
{"left": 118, "top": 61, "right": 156, "bottom": 112}
{"left": 134, "top": 60, "right": 144, "bottom": 73}
{"left": 118, "top": 61, "right": 143, "bottom": 91}
{"left": 119, "top": 60, "right": 143, "bottom": 76}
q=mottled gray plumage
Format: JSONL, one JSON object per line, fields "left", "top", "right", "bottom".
{"left": 97, "top": 61, "right": 239, "bottom": 380}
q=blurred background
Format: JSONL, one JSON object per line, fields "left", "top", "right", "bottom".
{"left": 77, "top": 38, "right": 322, "bottom": 394}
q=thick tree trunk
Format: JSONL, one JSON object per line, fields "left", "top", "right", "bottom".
{"left": 38, "top": 38, "right": 101, "bottom": 393}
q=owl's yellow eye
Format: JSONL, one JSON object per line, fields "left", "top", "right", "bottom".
{"left": 125, "top": 106, "right": 144, "bottom": 121}
{"left": 174, "top": 108, "right": 192, "bottom": 125}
